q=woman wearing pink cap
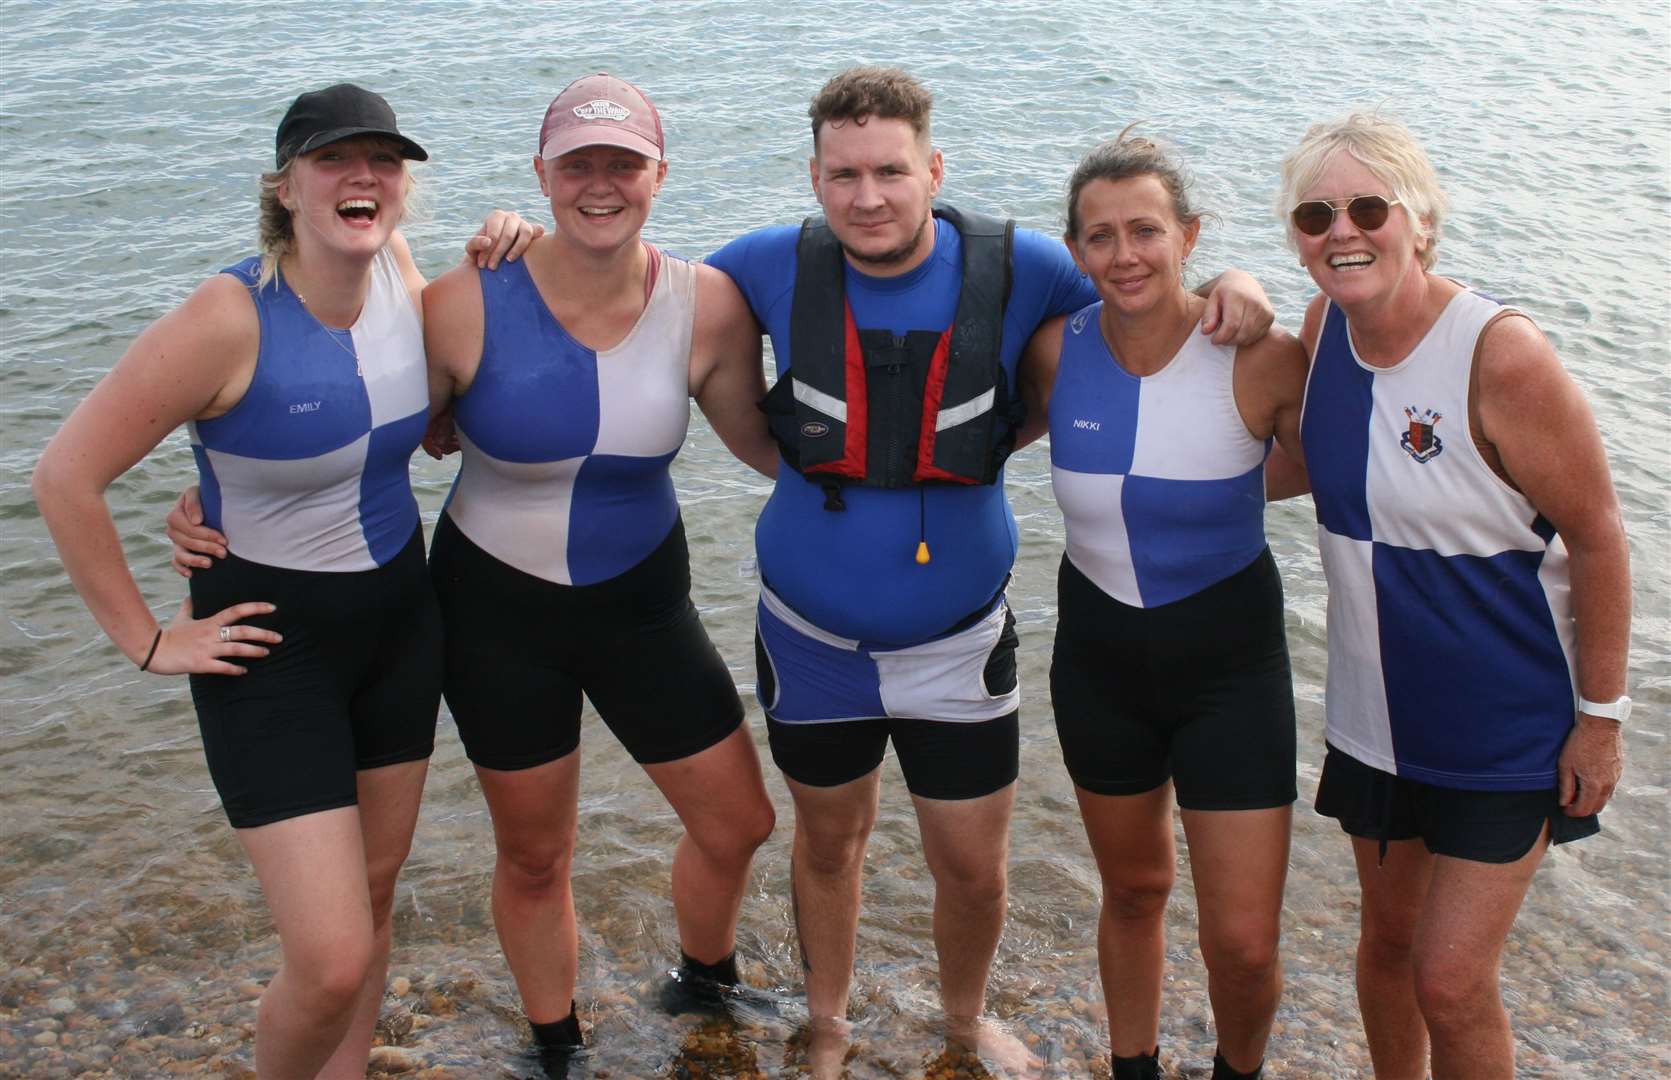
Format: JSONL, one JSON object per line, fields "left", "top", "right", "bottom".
{"left": 418, "top": 73, "right": 779, "bottom": 1061}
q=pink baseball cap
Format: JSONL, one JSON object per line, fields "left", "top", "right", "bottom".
{"left": 538, "top": 73, "right": 664, "bottom": 161}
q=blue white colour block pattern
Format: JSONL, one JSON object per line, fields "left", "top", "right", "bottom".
{"left": 1049, "top": 301, "right": 1269, "bottom": 609}
{"left": 189, "top": 248, "right": 427, "bottom": 572}
{"left": 446, "top": 253, "right": 695, "bottom": 586}
{"left": 1302, "top": 289, "right": 1577, "bottom": 791}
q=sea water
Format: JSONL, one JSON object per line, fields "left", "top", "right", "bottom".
{"left": 1, "top": 2, "right": 1666, "bottom": 1076}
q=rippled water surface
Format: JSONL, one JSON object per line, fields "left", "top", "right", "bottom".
{"left": 2, "top": 2, "right": 1667, "bottom": 1077}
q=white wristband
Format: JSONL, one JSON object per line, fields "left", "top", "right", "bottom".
{"left": 1577, "top": 695, "right": 1632, "bottom": 722}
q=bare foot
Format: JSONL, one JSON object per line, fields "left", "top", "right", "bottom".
{"left": 943, "top": 1015, "right": 1043, "bottom": 1079}
{"left": 805, "top": 1016, "right": 853, "bottom": 1080}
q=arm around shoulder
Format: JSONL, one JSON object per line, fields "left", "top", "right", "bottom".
{"left": 422, "top": 262, "right": 486, "bottom": 408}
{"left": 1195, "top": 268, "right": 1275, "bottom": 346}
{"left": 691, "top": 263, "right": 775, "bottom": 477}
{"left": 1015, "top": 314, "right": 1066, "bottom": 451}
{"left": 1233, "top": 327, "right": 1312, "bottom": 501}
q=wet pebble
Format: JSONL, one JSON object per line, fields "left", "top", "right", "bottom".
{"left": 368, "top": 1044, "right": 421, "bottom": 1072}
{"left": 137, "top": 1001, "right": 186, "bottom": 1036}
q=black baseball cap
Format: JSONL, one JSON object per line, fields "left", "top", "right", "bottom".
{"left": 275, "top": 83, "right": 429, "bottom": 168}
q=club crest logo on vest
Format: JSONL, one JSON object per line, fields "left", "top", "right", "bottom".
{"left": 1070, "top": 308, "right": 1092, "bottom": 335}
{"left": 572, "top": 99, "right": 630, "bottom": 122}
{"left": 1401, "top": 406, "right": 1444, "bottom": 463}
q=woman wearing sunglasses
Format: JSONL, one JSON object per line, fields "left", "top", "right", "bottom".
{"left": 1017, "top": 129, "right": 1309, "bottom": 1080}
{"left": 1282, "top": 113, "right": 1630, "bottom": 1080}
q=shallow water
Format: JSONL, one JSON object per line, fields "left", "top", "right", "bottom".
{"left": 1, "top": 2, "right": 1667, "bottom": 1077}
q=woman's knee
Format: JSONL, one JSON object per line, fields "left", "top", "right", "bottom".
{"left": 796, "top": 815, "right": 873, "bottom": 876}
{"left": 364, "top": 849, "right": 414, "bottom": 926}
{"left": 1103, "top": 869, "right": 1174, "bottom": 922}
{"left": 1359, "top": 906, "right": 1420, "bottom": 969}
{"left": 282, "top": 931, "right": 377, "bottom": 1011}
{"left": 1412, "top": 949, "right": 1500, "bottom": 1026}
{"left": 1201, "top": 924, "right": 1281, "bottom": 986}
{"left": 928, "top": 850, "right": 1008, "bottom": 907}
{"left": 691, "top": 794, "right": 776, "bottom": 865}
{"left": 496, "top": 835, "right": 575, "bottom": 897}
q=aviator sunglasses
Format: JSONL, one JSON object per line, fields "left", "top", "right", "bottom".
{"left": 1290, "top": 194, "right": 1402, "bottom": 236}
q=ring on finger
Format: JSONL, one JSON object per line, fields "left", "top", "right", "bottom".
{"left": 218, "top": 626, "right": 230, "bottom": 643}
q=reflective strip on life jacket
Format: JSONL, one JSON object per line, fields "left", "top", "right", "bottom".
{"left": 801, "top": 305, "right": 869, "bottom": 481}
{"left": 775, "top": 204, "right": 1014, "bottom": 490}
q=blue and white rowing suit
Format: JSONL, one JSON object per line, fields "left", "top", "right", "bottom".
{"left": 1302, "top": 289, "right": 1577, "bottom": 791}
{"left": 186, "top": 248, "right": 440, "bottom": 830}
{"left": 1049, "top": 301, "right": 1269, "bottom": 607}
{"left": 189, "top": 249, "right": 428, "bottom": 571}
{"left": 429, "top": 251, "right": 743, "bottom": 772}
{"left": 443, "top": 253, "right": 694, "bottom": 585}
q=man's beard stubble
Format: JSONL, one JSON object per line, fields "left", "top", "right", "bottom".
{"left": 839, "top": 214, "right": 931, "bottom": 269}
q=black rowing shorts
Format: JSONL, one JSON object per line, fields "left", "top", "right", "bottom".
{"left": 188, "top": 528, "right": 441, "bottom": 829}
{"left": 1315, "top": 744, "right": 1599, "bottom": 863}
{"left": 1050, "top": 548, "right": 1296, "bottom": 810}
{"left": 430, "top": 513, "right": 743, "bottom": 771}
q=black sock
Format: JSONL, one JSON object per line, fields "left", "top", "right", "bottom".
{"left": 1112, "top": 1046, "right": 1161, "bottom": 1080}
{"left": 1212, "top": 1051, "right": 1263, "bottom": 1080}
{"left": 529, "top": 1003, "right": 582, "bottom": 1051}
{"left": 680, "top": 950, "right": 739, "bottom": 985}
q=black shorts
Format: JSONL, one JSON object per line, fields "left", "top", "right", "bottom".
{"left": 1314, "top": 744, "right": 1600, "bottom": 864}
{"left": 188, "top": 528, "right": 442, "bottom": 829}
{"left": 765, "top": 711, "right": 1019, "bottom": 801}
{"left": 1049, "top": 548, "right": 1296, "bottom": 811}
{"left": 430, "top": 513, "right": 743, "bottom": 771}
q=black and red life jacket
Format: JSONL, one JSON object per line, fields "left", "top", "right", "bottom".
{"left": 762, "top": 204, "right": 1020, "bottom": 508}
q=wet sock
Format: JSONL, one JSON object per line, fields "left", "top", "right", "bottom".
{"left": 680, "top": 950, "right": 739, "bottom": 986}
{"left": 529, "top": 1003, "right": 582, "bottom": 1051}
{"left": 1211, "top": 1051, "right": 1263, "bottom": 1080}
{"left": 660, "top": 951, "right": 742, "bottom": 1014}
{"left": 1112, "top": 1046, "right": 1161, "bottom": 1080}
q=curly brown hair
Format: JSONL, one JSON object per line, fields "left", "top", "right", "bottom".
{"left": 808, "top": 66, "right": 933, "bottom": 148}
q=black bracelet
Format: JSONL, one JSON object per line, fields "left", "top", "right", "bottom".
{"left": 138, "top": 628, "right": 162, "bottom": 672}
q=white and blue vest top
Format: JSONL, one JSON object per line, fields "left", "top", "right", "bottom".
{"left": 1049, "top": 301, "right": 1269, "bottom": 608}
{"left": 189, "top": 249, "right": 428, "bottom": 572}
{"left": 1301, "top": 289, "right": 1577, "bottom": 790}
{"left": 445, "top": 252, "right": 695, "bottom": 586}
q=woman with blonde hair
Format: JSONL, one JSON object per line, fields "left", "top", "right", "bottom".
{"left": 174, "top": 73, "right": 779, "bottom": 1067}
{"left": 1282, "top": 112, "right": 1630, "bottom": 1079}
{"left": 35, "top": 84, "right": 533, "bottom": 1078}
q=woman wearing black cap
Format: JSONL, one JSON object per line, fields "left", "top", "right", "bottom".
{"left": 165, "top": 74, "right": 778, "bottom": 1066}
{"left": 33, "top": 83, "right": 534, "bottom": 1078}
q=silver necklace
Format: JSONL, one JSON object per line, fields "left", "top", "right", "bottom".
{"left": 291, "top": 285, "right": 364, "bottom": 377}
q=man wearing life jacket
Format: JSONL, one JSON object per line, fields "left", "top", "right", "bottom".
{"left": 705, "top": 66, "right": 1275, "bottom": 1072}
